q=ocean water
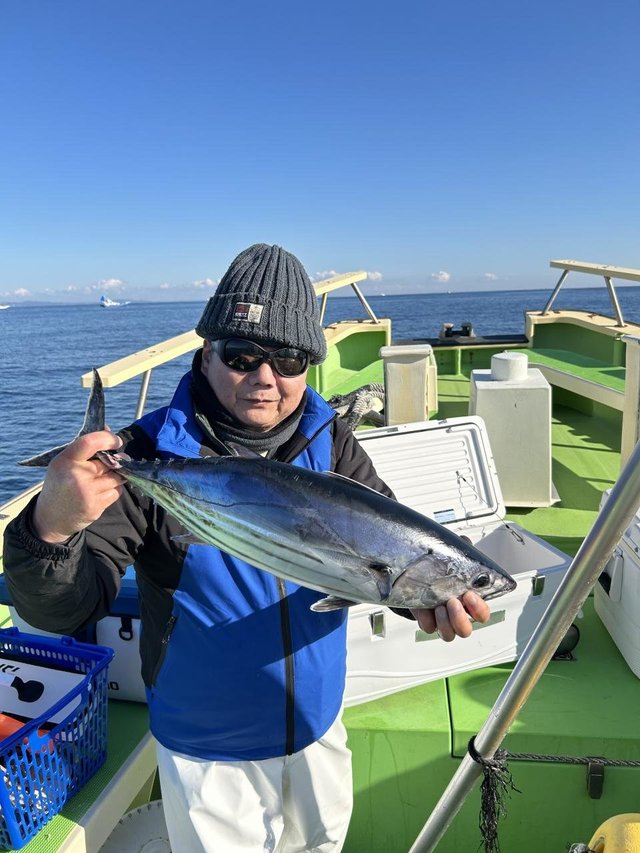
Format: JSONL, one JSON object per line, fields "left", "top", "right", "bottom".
{"left": 3, "top": 285, "right": 640, "bottom": 505}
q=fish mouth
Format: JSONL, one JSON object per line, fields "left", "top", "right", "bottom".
{"left": 483, "top": 578, "right": 518, "bottom": 601}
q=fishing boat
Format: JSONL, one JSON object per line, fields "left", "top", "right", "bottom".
{"left": 2, "top": 260, "right": 640, "bottom": 851}
{"left": 99, "top": 294, "right": 130, "bottom": 308}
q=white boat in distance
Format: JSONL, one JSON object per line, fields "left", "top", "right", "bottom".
{"left": 100, "top": 294, "right": 130, "bottom": 307}
{"left": 0, "top": 304, "right": 10, "bottom": 310}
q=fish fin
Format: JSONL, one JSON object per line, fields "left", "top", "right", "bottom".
{"left": 19, "top": 444, "right": 71, "bottom": 467}
{"left": 79, "top": 369, "right": 106, "bottom": 436}
{"left": 367, "top": 564, "right": 394, "bottom": 601}
{"left": 310, "top": 596, "right": 359, "bottom": 612}
{"left": 171, "top": 532, "right": 208, "bottom": 545}
{"left": 19, "top": 369, "right": 107, "bottom": 467}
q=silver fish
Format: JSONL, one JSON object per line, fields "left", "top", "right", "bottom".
{"left": 21, "top": 371, "right": 517, "bottom": 611}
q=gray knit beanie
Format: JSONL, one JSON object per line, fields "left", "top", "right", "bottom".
{"left": 196, "top": 244, "right": 327, "bottom": 364}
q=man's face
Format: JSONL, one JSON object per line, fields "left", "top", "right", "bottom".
{"left": 201, "top": 339, "right": 309, "bottom": 431}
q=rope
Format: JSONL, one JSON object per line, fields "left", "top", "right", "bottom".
{"left": 468, "top": 737, "right": 520, "bottom": 853}
{"left": 505, "top": 751, "right": 640, "bottom": 768}
{"left": 466, "top": 737, "right": 640, "bottom": 852}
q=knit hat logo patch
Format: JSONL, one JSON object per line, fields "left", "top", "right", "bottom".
{"left": 233, "top": 302, "right": 264, "bottom": 324}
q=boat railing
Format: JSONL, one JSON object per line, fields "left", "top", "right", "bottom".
{"left": 80, "top": 271, "right": 374, "bottom": 420}
{"left": 1, "top": 271, "right": 376, "bottom": 528}
{"left": 314, "top": 271, "right": 378, "bottom": 323}
{"left": 544, "top": 260, "right": 640, "bottom": 327}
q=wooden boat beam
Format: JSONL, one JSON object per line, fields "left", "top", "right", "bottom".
{"left": 315, "top": 271, "right": 376, "bottom": 324}
{"left": 545, "top": 260, "right": 640, "bottom": 327}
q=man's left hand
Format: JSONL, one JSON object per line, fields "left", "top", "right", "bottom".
{"left": 410, "top": 592, "right": 490, "bottom": 642}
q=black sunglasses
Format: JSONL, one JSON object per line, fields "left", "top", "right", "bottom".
{"left": 212, "top": 338, "right": 310, "bottom": 378}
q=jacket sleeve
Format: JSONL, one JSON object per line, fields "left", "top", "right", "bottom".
{"left": 331, "top": 418, "right": 396, "bottom": 499}
{"left": 2, "top": 428, "right": 151, "bottom": 635}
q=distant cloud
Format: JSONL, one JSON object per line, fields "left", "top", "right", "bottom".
{"left": 14, "top": 288, "right": 30, "bottom": 297}
{"left": 367, "top": 271, "right": 383, "bottom": 281}
{"left": 192, "top": 277, "right": 218, "bottom": 289}
{"left": 92, "top": 277, "right": 124, "bottom": 292}
{"left": 431, "top": 271, "right": 451, "bottom": 283}
{"left": 311, "top": 270, "right": 338, "bottom": 282}
{"left": 65, "top": 285, "right": 80, "bottom": 292}
{"left": 484, "top": 272, "right": 498, "bottom": 281}
{"left": 160, "top": 282, "right": 170, "bottom": 290}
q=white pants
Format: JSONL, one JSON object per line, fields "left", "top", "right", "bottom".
{"left": 155, "top": 716, "right": 353, "bottom": 853}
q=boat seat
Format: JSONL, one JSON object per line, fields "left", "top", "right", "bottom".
{"left": 527, "top": 347, "right": 625, "bottom": 411}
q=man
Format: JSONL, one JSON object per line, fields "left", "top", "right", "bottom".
{"left": 3, "top": 244, "right": 490, "bottom": 852}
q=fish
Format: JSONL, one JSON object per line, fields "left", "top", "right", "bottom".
{"left": 21, "top": 370, "right": 517, "bottom": 611}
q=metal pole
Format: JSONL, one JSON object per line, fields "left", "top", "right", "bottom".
{"left": 350, "top": 283, "right": 380, "bottom": 323}
{"left": 409, "top": 437, "right": 640, "bottom": 853}
{"left": 319, "top": 293, "right": 328, "bottom": 324}
{"left": 135, "top": 369, "right": 152, "bottom": 420}
{"left": 603, "top": 276, "right": 625, "bottom": 327}
{"left": 541, "top": 269, "right": 570, "bottom": 314}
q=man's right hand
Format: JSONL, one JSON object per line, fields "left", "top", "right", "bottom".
{"left": 32, "top": 432, "right": 124, "bottom": 544}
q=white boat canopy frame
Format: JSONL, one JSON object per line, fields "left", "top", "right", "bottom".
{"left": 544, "top": 260, "right": 640, "bottom": 327}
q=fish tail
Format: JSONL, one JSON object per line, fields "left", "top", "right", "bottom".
{"left": 19, "top": 369, "right": 106, "bottom": 467}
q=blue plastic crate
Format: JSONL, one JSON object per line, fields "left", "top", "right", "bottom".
{"left": 0, "top": 628, "right": 114, "bottom": 849}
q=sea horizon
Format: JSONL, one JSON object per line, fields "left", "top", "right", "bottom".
{"left": 4, "top": 285, "right": 640, "bottom": 505}
{"left": 5, "top": 281, "right": 640, "bottom": 309}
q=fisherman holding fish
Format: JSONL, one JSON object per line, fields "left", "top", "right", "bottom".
{"left": 3, "top": 244, "right": 496, "bottom": 852}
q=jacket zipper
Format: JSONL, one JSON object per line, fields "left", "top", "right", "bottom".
{"left": 277, "top": 578, "right": 295, "bottom": 755}
{"left": 151, "top": 615, "right": 177, "bottom": 687}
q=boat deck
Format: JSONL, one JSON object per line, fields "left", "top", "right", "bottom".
{"left": 343, "top": 367, "right": 639, "bottom": 852}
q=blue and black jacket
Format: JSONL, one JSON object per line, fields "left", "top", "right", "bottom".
{"left": 4, "top": 367, "right": 393, "bottom": 761}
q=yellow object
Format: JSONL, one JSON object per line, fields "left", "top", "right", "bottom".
{"left": 588, "top": 814, "right": 640, "bottom": 852}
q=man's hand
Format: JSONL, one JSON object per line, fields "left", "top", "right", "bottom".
{"left": 410, "top": 591, "right": 491, "bottom": 642}
{"left": 32, "top": 432, "right": 124, "bottom": 544}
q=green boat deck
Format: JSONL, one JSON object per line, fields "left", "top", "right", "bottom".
{"left": 341, "top": 362, "right": 640, "bottom": 852}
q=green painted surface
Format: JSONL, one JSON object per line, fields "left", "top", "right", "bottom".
{"left": 308, "top": 328, "right": 388, "bottom": 397}
{"left": 318, "top": 359, "right": 385, "bottom": 400}
{"left": 344, "top": 679, "right": 453, "bottom": 852}
{"left": 528, "top": 347, "right": 625, "bottom": 392}
{"left": 449, "top": 599, "right": 640, "bottom": 758}
{"left": 531, "top": 321, "right": 625, "bottom": 364}
{"left": 344, "top": 605, "right": 640, "bottom": 852}
{"left": 340, "top": 329, "right": 640, "bottom": 852}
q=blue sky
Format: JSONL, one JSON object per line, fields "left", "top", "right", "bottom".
{"left": 2, "top": 0, "right": 639, "bottom": 303}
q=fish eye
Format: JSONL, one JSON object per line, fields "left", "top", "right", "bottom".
{"left": 472, "top": 573, "right": 492, "bottom": 589}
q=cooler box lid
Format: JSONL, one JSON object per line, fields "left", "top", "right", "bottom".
{"left": 356, "top": 416, "right": 504, "bottom": 529}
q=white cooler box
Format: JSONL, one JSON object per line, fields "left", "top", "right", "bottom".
{"left": 1, "top": 566, "right": 146, "bottom": 703}
{"left": 594, "top": 488, "right": 640, "bottom": 677}
{"left": 345, "top": 416, "right": 572, "bottom": 707}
